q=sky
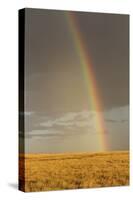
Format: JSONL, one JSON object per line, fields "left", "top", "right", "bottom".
{"left": 20, "top": 8, "right": 129, "bottom": 153}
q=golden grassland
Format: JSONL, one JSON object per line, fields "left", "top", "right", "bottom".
{"left": 19, "top": 151, "right": 129, "bottom": 192}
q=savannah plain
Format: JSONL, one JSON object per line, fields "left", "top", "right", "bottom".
{"left": 19, "top": 151, "right": 129, "bottom": 192}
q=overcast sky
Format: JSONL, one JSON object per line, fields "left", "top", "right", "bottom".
{"left": 20, "top": 8, "right": 129, "bottom": 153}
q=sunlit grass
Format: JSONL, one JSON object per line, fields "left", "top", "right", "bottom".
{"left": 19, "top": 151, "right": 129, "bottom": 192}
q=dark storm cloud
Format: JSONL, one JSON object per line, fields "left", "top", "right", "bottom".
{"left": 25, "top": 9, "right": 129, "bottom": 113}
{"left": 75, "top": 13, "right": 129, "bottom": 109}
{"left": 23, "top": 9, "right": 129, "bottom": 153}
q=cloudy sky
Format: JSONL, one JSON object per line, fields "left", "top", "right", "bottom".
{"left": 20, "top": 8, "right": 129, "bottom": 153}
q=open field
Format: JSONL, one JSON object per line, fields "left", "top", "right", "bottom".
{"left": 19, "top": 151, "right": 129, "bottom": 192}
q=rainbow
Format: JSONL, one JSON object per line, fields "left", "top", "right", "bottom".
{"left": 65, "top": 12, "right": 108, "bottom": 151}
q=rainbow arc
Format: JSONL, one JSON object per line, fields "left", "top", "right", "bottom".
{"left": 65, "top": 12, "right": 108, "bottom": 151}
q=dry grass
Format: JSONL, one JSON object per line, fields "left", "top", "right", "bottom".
{"left": 19, "top": 151, "right": 129, "bottom": 192}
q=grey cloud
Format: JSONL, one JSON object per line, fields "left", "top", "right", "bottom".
{"left": 40, "top": 110, "right": 95, "bottom": 128}
{"left": 25, "top": 126, "right": 90, "bottom": 139}
{"left": 24, "top": 105, "right": 129, "bottom": 139}
{"left": 104, "top": 105, "right": 129, "bottom": 123}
